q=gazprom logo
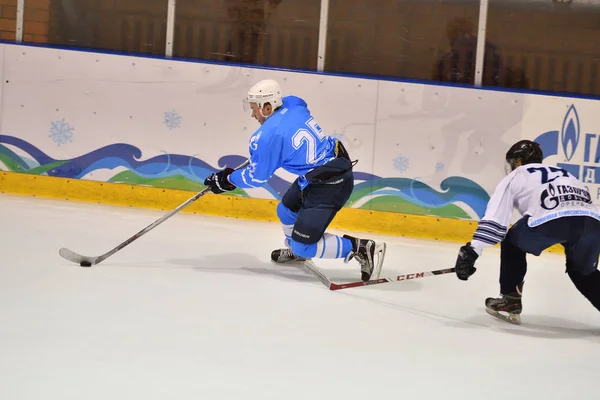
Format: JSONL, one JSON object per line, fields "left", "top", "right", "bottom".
{"left": 561, "top": 105, "right": 580, "bottom": 161}
{"left": 534, "top": 104, "right": 600, "bottom": 186}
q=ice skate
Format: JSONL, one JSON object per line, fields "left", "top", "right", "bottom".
{"left": 343, "top": 235, "right": 387, "bottom": 281}
{"left": 271, "top": 248, "right": 309, "bottom": 264}
{"left": 485, "top": 283, "right": 523, "bottom": 324}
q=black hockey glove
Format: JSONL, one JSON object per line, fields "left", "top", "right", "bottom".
{"left": 204, "top": 168, "right": 236, "bottom": 194}
{"left": 455, "top": 242, "right": 478, "bottom": 281}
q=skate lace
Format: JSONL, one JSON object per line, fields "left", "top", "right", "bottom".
{"left": 344, "top": 250, "right": 368, "bottom": 269}
{"left": 280, "top": 248, "right": 308, "bottom": 262}
{"left": 276, "top": 248, "right": 296, "bottom": 261}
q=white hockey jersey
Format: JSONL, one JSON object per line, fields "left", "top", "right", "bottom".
{"left": 471, "top": 163, "right": 600, "bottom": 255}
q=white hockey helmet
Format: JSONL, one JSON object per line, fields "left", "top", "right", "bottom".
{"left": 243, "top": 79, "right": 283, "bottom": 112}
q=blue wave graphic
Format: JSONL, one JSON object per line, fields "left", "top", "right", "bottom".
{"left": 0, "top": 135, "right": 288, "bottom": 198}
{"left": 352, "top": 177, "right": 489, "bottom": 218}
{"left": 0, "top": 135, "right": 55, "bottom": 165}
{"left": 0, "top": 135, "right": 488, "bottom": 217}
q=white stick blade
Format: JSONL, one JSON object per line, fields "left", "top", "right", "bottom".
{"left": 301, "top": 260, "right": 333, "bottom": 288}
{"left": 59, "top": 248, "right": 96, "bottom": 265}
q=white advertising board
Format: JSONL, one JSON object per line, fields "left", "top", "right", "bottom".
{"left": 1, "top": 43, "right": 598, "bottom": 222}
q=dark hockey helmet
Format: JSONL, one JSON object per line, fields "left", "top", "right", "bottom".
{"left": 505, "top": 140, "right": 543, "bottom": 172}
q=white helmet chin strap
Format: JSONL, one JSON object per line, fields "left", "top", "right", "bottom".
{"left": 242, "top": 98, "right": 273, "bottom": 119}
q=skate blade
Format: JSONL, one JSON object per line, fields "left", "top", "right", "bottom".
{"left": 373, "top": 242, "right": 387, "bottom": 279}
{"left": 485, "top": 307, "right": 521, "bottom": 325}
{"left": 271, "top": 258, "right": 311, "bottom": 266}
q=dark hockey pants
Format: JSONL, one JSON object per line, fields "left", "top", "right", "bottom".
{"left": 277, "top": 145, "right": 354, "bottom": 258}
{"left": 500, "top": 215, "right": 600, "bottom": 311}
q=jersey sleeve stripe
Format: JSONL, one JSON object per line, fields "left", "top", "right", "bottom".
{"left": 472, "top": 234, "right": 500, "bottom": 245}
{"left": 476, "top": 225, "right": 507, "bottom": 237}
{"left": 474, "top": 227, "right": 505, "bottom": 240}
{"left": 242, "top": 171, "right": 268, "bottom": 188}
{"left": 241, "top": 170, "right": 261, "bottom": 188}
{"left": 478, "top": 220, "right": 507, "bottom": 232}
{"left": 472, "top": 231, "right": 503, "bottom": 243}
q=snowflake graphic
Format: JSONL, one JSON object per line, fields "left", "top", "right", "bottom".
{"left": 49, "top": 119, "right": 74, "bottom": 146}
{"left": 164, "top": 111, "right": 182, "bottom": 130}
{"left": 435, "top": 162, "right": 445, "bottom": 172}
{"left": 393, "top": 156, "right": 410, "bottom": 172}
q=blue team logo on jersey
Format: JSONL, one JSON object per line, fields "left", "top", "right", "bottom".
{"left": 249, "top": 131, "right": 262, "bottom": 151}
{"left": 533, "top": 104, "right": 600, "bottom": 184}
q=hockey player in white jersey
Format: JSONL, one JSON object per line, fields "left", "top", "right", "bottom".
{"left": 454, "top": 140, "right": 600, "bottom": 323}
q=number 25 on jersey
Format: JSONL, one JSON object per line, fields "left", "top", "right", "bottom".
{"left": 292, "top": 118, "right": 327, "bottom": 165}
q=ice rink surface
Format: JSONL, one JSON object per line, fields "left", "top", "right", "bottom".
{"left": 1, "top": 193, "right": 599, "bottom": 399}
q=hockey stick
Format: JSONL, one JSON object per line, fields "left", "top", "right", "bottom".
{"left": 59, "top": 159, "right": 250, "bottom": 267}
{"left": 302, "top": 261, "right": 455, "bottom": 291}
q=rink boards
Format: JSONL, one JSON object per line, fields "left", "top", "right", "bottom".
{"left": 1, "top": 43, "right": 600, "bottom": 249}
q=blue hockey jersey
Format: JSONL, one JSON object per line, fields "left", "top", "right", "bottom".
{"left": 228, "top": 95, "right": 339, "bottom": 190}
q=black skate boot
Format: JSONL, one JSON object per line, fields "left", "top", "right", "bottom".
{"left": 271, "top": 248, "right": 309, "bottom": 264}
{"left": 343, "top": 235, "right": 387, "bottom": 281}
{"left": 485, "top": 282, "right": 524, "bottom": 324}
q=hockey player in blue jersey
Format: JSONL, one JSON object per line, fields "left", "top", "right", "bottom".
{"left": 203, "top": 79, "right": 386, "bottom": 281}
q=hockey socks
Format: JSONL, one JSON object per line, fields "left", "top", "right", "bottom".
{"left": 288, "top": 233, "right": 353, "bottom": 259}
